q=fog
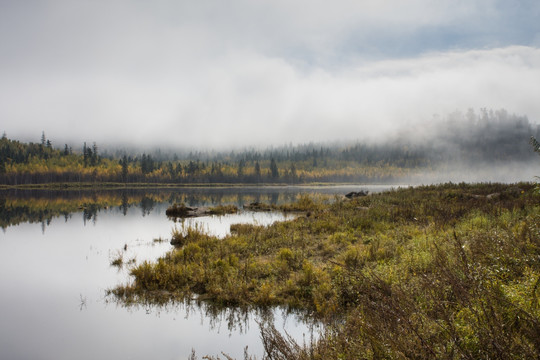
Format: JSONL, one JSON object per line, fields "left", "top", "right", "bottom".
{"left": 409, "top": 162, "right": 538, "bottom": 184}
{"left": 1, "top": 1, "right": 540, "bottom": 149}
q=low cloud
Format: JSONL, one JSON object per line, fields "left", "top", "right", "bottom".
{"left": 0, "top": 1, "right": 539, "bottom": 149}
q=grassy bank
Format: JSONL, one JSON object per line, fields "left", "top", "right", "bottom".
{"left": 111, "top": 183, "right": 540, "bottom": 359}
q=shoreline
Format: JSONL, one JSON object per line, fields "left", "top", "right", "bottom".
{"left": 0, "top": 181, "right": 401, "bottom": 191}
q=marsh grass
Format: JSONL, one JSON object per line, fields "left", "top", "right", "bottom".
{"left": 188, "top": 346, "right": 256, "bottom": 360}
{"left": 110, "top": 250, "right": 124, "bottom": 268}
{"left": 206, "top": 204, "right": 239, "bottom": 215}
{"left": 112, "top": 182, "right": 540, "bottom": 359}
{"left": 170, "top": 222, "right": 211, "bottom": 247}
{"left": 277, "top": 194, "right": 327, "bottom": 213}
{"left": 110, "top": 248, "right": 136, "bottom": 268}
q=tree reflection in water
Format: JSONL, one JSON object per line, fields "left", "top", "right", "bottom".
{"left": 1, "top": 186, "right": 368, "bottom": 230}
{"left": 104, "top": 295, "right": 321, "bottom": 358}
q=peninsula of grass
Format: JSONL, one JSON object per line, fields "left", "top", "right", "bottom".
{"left": 111, "top": 183, "right": 540, "bottom": 359}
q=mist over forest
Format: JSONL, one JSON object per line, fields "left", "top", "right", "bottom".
{"left": 97, "top": 108, "right": 540, "bottom": 162}
{"left": 1, "top": 108, "right": 538, "bottom": 185}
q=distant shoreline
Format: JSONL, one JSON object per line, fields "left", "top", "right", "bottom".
{"left": 0, "top": 181, "right": 395, "bottom": 191}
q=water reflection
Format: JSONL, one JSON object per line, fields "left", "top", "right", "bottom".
{"left": 106, "top": 296, "right": 319, "bottom": 337}
{"left": 0, "top": 185, "right": 395, "bottom": 358}
{"left": 103, "top": 297, "right": 321, "bottom": 358}
{"left": 0, "top": 185, "right": 396, "bottom": 230}
{"left": 0, "top": 201, "right": 310, "bottom": 358}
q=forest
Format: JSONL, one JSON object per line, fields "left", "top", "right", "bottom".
{"left": 1, "top": 109, "right": 538, "bottom": 186}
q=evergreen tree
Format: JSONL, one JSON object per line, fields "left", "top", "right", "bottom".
{"left": 289, "top": 163, "right": 297, "bottom": 182}
{"left": 254, "top": 161, "right": 261, "bottom": 181}
{"left": 141, "top": 153, "right": 154, "bottom": 175}
{"left": 91, "top": 142, "right": 98, "bottom": 166}
{"left": 270, "top": 158, "right": 279, "bottom": 178}
{"left": 167, "top": 161, "right": 174, "bottom": 178}
{"left": 83, "top": 142, "right": 88, "bottom": 167}
{"left": 237, "top": 158, "right": 245, "bottom": 178}
{"left": 175, "top": 163, "right": 182, "bottom": 177}
{"left": 186, "top": 160, "right": 197, "bottom": 176}
{"left": 141, "top": 154, "right": 147, "bottom": 174}
{"left": 120, "top": 155, "right": 129, "bottom": 182}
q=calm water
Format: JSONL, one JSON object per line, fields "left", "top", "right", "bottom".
{"left": 0, "top": 185, "right": 396, "bottom": 359}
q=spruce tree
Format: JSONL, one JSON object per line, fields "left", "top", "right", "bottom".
{"left": 270, "top": 158, "right": 279, "bottom": 178}
{"left": 83, "top": 142, "right": 88, "bottom": 167}
{"left": 254, "top": 161, "right": 261, "bottom": 181}
{"left": 120, "top": 155, "right": 128, "bottom": 182}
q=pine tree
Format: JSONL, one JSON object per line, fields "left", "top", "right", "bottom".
{"left": 167, "top": 161, "right": 174, "bottom": 178}
{"left": 91, "top": 142, "right": 98, "bottom": 166}
{"left": 141, "top": 154, "right": 147, "bottom": 174}
{"left": 237, "top": 158, "right": 245, "bottom": 178}
{"left": 289, "top": 163, "right": 297, "bottom": 182}
{"left": 270, "top": 158, "right": 279, "bottom": 178}
{"left": 141, "top": 153, "right": 154, "bottom": 175}
{"left": 254, "top": 161, "right": 261, "bottom": 181}
{"left": 83, "top": 142, "right": 88, "bottom": 167}
{"left": 120, "top": 155, "right": 128, "bottom": 182}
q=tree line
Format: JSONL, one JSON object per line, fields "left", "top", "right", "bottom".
{"left": 1, "top": 109, "right": 538, "bottom": 185}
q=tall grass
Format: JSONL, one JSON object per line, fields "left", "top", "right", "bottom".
{"left": 112, "top": 182, "right": 540, "bottom": 359}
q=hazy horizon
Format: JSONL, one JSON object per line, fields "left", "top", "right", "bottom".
{"left": 1, "top": 1, "right": 540, "bottom": 149}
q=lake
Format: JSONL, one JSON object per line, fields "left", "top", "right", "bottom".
{"left": 0, "top": 185, "right": 397, "bottom": 359}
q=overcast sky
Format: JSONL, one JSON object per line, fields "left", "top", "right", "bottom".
{"left": 1, "top": 0, "right": 539, "bottom": 149}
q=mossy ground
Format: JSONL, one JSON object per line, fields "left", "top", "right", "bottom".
{"left": 112, "top": 183, "right": 540, "bottom": 359}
